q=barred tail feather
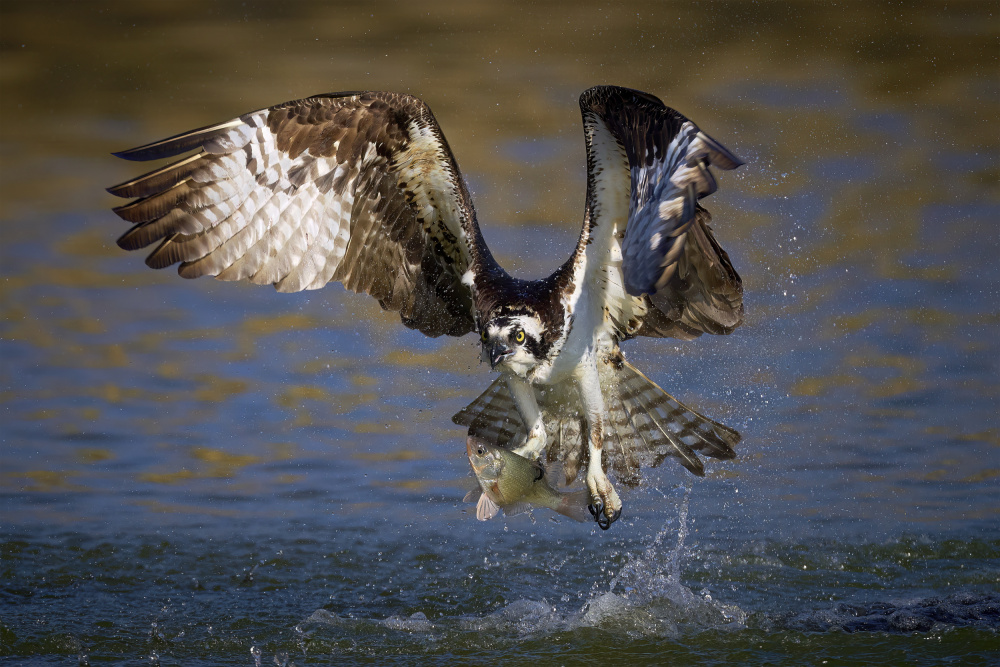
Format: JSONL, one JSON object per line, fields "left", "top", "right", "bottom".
{"left": 602, "top": 399, "right": 649, "bottom": 485}
{"left": 600, "top": 355, "right": 740, "bottom": 481}
{"left": 616, "top": 383, "right": 706, "bottom": 475}
{"left": 547, "top": 415, "right": 587, "bottom": 486}
{"left": 452, "top": 357, "right": 739, "bottom": 489}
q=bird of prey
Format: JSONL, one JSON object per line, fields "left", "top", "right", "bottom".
{"left": 108, "top": 85, "right": 744, "bottom": 529}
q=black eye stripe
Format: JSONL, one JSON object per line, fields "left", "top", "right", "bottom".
{"left": 482, "top": 316, "right": 550, "bottom": 359}
{"left": 524, "top": 338, "right": 544, "bottom": 358}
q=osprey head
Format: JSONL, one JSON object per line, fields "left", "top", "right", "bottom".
{"left": 478, "top": 308, "right": 546, "bottom": 377}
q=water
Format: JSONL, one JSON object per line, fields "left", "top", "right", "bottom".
{"left": 2, "top": 1, "right": 998, "bottom": 664}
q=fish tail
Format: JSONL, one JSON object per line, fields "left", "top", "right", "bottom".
{"left": 554, "top": 489, "right": 592, "bottom": 523}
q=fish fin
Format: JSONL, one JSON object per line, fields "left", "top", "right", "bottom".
{"left": 546, "top": 461, "right": 568, "bottom": 488}
{"left": 503, "top": 502, "right": 532, "bottom": 518}
{"left": 476, "top": 493, "right": 500, "bottom": 521}
{"left": 556, "top": 489, "right": 593, "bottom": 523}
{"left": 461, "top": 471, "right": 484, "bottom": 500}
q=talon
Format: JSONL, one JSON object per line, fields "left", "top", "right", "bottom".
{"left": 592, "top": 505, "right": 621, "bottom": 530}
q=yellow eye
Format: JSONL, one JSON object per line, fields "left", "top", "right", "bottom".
{"left": 481, "top": 330, "right": 488, "bottom": 343}
{"left": 515, "top": 329, "right": 525, "bottom": 344}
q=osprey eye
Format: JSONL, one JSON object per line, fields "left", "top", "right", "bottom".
{"left": 480, "top": 330, "right": 488, "bottom": 343}
{"left": 515, "top": 329, "right": 525, "bottom": 344}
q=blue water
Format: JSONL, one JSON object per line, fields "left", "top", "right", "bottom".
{"left": 2, "top": 2, "right": 998, "bottom": 664}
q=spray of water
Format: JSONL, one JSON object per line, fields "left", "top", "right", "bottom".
{"left": 584, "top": 484, "right": 746, "bottom": 631}
{"left": 299, "top": 485, "right": 745, "bottom": 647}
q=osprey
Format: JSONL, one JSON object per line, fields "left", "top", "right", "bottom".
{"left": 108, "top": 86, "right": 744, "bottom": 529}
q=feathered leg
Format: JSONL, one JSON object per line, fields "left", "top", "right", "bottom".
{"left": 580, "top": 361, "right": 622, "bottom": 529}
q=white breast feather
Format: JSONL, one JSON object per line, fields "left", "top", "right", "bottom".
{"left": 581, "top": 117, "right": 650, "bottom": 339}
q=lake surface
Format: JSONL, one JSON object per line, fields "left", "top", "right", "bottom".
{"left": 2, "top": 1, "right": 998, "bottom": 664}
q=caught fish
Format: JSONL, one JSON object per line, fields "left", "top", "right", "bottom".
{"left": 465, "top": 436, "right": 591, "bottom": 523}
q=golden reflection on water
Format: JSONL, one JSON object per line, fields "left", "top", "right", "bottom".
{"left": 134, "top": 500, "right": 244, "bottom": 517}
{"left": 6, "top": 470, "right": 88, "bottom": 493}
{"left": 0, "top": 1, "right": 997, "bottom": 528}
{"left": 138, "top": 447, "right": 263, "bottom": 484}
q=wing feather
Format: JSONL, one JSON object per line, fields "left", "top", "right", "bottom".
{"left": 109, "top": 91, "right": 487, "bottom": 337}
{"left": 452, "top": 376, "right": 526, "bottom": 447}
{"left": 577, "top": 86, "right": 744, "bottom": 340}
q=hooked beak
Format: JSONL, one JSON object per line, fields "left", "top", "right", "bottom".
{"left": 488, "top": 341, "right": 512, "bottom": 369}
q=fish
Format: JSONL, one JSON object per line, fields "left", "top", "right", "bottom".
{"left": 465, "top": 436, "right": 592, "bottom": 523}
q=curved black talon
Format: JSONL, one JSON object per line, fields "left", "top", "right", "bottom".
{"left": 588, "top": 503, "right": 621, "bottom": 530}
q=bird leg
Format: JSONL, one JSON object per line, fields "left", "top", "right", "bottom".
{"left": 584, "top": 413, "right": 622, "bottom": 529}
{"left": 506, "top": 375, "right": 547, "bottom": 460}
{"left": 579, "top": 367, "right": 621, "bottom": 529}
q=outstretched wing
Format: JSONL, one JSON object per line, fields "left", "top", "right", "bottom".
{"left": 108, "top": 91, "right": 487, "bottom": 337}
{"left": 578, "top": 85, "right": 744, "bottom": 341}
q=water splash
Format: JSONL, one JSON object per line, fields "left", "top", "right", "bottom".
{"left": 298, "top": 485, "right": 746, "bottom": 648}
{"left": 606, "top": 484, "right": 691, "bottom": 597}
{"left": 593, "top": 484, "right": 746, "bottom": 631}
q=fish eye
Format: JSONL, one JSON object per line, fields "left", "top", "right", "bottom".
{"left": 477, "top": 447, "right": 485, "bottom": 455}
{"left": 514, "top": 329, "right": 525, "bottom": 344}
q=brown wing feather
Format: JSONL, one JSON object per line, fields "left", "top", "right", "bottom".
{"left": 108, "top": 91, "right": 488, "bottom": 337}
{"left": 577, "top": 85, "right": 744, "bottom": 341}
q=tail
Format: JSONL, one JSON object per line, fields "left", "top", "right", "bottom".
{"left": 600, "top": 354, "right": 740, "bottom": 481}
{"left": 553, "top": 488, "right": 593, "bottom": 523}
{"left": 452, "top": 359, "right": 740, "bottom": 486}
